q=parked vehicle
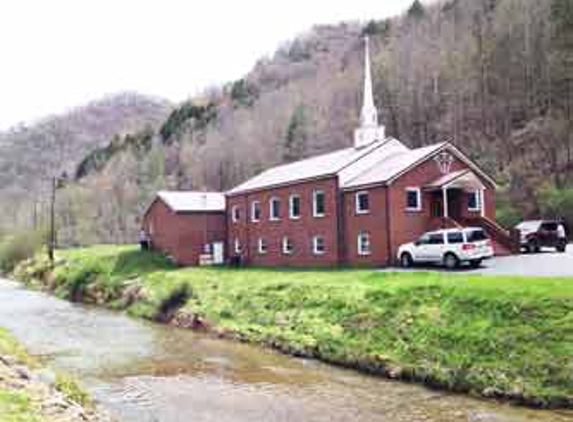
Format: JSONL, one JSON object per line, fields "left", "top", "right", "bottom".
{"left": 515, "top": 220, "right": 567, "bottom": 253}
{"left": 398, "top": 228, "right": 494, "bottom": 270}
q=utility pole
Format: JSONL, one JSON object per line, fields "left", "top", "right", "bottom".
{"left": 48, "top": 173, "right": 67, "bottom": 266}
{"left": 48, "top": 177, "right": 57, "bottom": 265}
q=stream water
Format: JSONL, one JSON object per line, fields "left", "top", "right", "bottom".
{"left": 0, "top": 279, "right": 571, "bottom": 422}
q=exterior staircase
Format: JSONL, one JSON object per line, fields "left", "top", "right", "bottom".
{"left": 462, "top": 217, "right": 519, "bottom": 256}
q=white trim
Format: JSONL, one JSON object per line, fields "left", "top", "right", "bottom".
{"left": 282, "top": 236, "right": 293, "bottom": 255}
{"left": 233, "top": 238, "right": 241, "bottom": 254}
{"left": 357, "top": 232, "right": 372, "bottom": 256}
{"left": 313, "top": 190, "right": 326, "bottom": 217}
{"left": 289, "top": 194, "right": 301, "bottom": 220}
{"left": 257, "top": 238, "right": 267, "bottom": 254}
{"left": 231, "top": 205, "right": 240, "bottom": 223}
{"left": 269, "top": 197, "right": 281, "bottom": 221}
{"left": 251, "top": 201, "right": 261, "bottom": 222}
{"left": 468, "top": 190, "right": 481, "bottom": 212}
{"left": 355, "top": 191, "right": 370, "bottom": 215}
{"left": 312, "top": 236, "right": 326, "bottom": 255}
{"left": 405, "top": 187, "right": 422, "bottom": 212}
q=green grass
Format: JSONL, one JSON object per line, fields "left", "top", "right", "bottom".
{"left": 0, "top": 327, "right": 93, "bottom": 418}
{"left": 0, "top": 329, "right": 45, "bottom": 422}
{"left": 0, "top": 390, "right": 45, "bottom": 422}
{"left": 14, "top": 245, "right": 573, "bottom": 407}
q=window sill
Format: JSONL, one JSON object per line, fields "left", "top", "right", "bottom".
{"left": 405, "top": 208, "right": 422, "bottom": 213}
{"left": 313, "top": 214, "right": 326, "bottom": 218}
{"left": 269, "top": 218, "right": 281, "bottom": 222}
{"left": 358, "top": 252, "right": 372, "bottom": 257}
{"left": 355, "top": 210, "right": 370, "bottom": 216}
{"left": 289, "top": 216, "right": 301, "bottom": 220}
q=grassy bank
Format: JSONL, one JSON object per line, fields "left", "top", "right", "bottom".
{"left": 0, "top": 327, "right": 101, "bottom": 422}
{"left": 14, "top": 245, "right": 573, "bottom": 408}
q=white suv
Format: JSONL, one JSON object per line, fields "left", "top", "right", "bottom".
{"left": 398, "top": 228, "right": 494, "bottom": 270}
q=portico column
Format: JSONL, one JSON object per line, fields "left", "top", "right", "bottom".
{"left": 443, "top": 187, "right": 449, "bottom": 219}
{"left": 480, "top": 188, "right": 486, "bottom": 218}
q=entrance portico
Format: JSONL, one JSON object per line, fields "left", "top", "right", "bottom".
{"left": 426, "top": 170, "right": 486, "bottom": 221}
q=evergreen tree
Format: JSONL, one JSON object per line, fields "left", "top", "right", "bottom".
{"left": 282, "top": 105, "right": 308, "bottom": 163}
{"left": 407, "top": 0, "right": 425, "bottom": 19}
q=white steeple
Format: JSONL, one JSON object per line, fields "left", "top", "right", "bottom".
{"left": 354, "top": 36, "right": 385, "bottom": 149}
{"left": 360, "top": 36, "right": 378, "bottom": 127}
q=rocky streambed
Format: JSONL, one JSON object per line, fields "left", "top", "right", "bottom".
{"left": 0, "top": 352, "right": 113, "bottom": 422}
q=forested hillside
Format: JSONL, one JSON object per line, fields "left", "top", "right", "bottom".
{"left": 2, "top": 0, "right": 572, "bottom": 245}
{"left": 0, "top": 93, "right": 172, "bottom": 229}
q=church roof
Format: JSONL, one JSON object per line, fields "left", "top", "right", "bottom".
{"left": 156, "top": 191, "right": 226, "bottom": 213}
{"left": 341, "top": 143, "right": 447, "bottom": 189}
{"left": 227, "top": 139, "right": 390, "bottom": 195}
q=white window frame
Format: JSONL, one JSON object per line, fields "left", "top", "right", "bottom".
{"left": 251, "top": 201, "right": 261, "bottom": 222}
{"left": 355, "top": 191, "right": 370, "bottom": 215}
{"left": 282, "top": 236, "right": 294, "bottom": 255}
{"left": 234, "top": 238, "right": 241, "bottom": 254}
{"left": 257, "top": 238, "right": 267, "bottom": 254}
{"left": 405, "top": 188, "right": 422, "bottom": 212}
{"left": 312, "top": 236, "right": 326, "bottom": 255}
{"left": 357, "top": 232, "right": 372, "bottom": 256}
{"left": 289, "top": 194, "right": 301, "bottom": 220}
{"left": 231, "top": 205, "right": 240, "bottom": 223}
{"left": 313, "top": 190, "right": 326, "bottom": 218}
{"left": 468, "top": 190, "right": 481, "bottom": 212}
{"left": 269, "top": 197, "right": 281, "bottom": 221}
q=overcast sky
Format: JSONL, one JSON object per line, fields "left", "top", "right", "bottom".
{"left": 0, "top": 0, "right": 415, "bottom": 130}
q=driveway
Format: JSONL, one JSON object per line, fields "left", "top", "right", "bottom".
{"left": 382, "top": 246, "right": 573, "bottom": 277}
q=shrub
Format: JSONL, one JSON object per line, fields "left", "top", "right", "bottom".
{"left": 55, "top": 373, "right": 92, "bottom": 408}
{"left": 0, "top": 230, "right": 45, "bottom": 274}
{"left": 537, "top": 187, "right": 573, "bottom": 233}
{"left": 496, "top": 187, "right": 523, "bottom": 229}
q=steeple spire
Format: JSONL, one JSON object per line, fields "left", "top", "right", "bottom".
{"left": 354, "top": 36, "right": 385, "bottom": 149}
{"left": 360, "top": 36, "right": 378, "bottom": 128}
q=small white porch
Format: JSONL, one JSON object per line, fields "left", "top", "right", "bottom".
{"left": 425, "top": 169, "right": 487, "bottom": 222}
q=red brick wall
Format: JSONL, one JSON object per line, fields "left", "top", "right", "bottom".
{"left": 385, "top": 155, "right": 495, "bottom": 264}
{"left": 226, "top": 177, "right": 340, "bottom": 267}
{"left": 142, "top": 199, "right": 226, "bottom": 266}
{"left": 342, "top": 187, "right": 390, "bottom": 267}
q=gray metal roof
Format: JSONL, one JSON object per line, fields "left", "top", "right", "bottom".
{"left": 227, "top": 139, "right": 494, "bottom": 195}
{"left": 340, "top": 143, "right": 446, "bottom": 189}
{"left": 227, "top": 139, "right": 390, "bottom": 195}
{"left": 157, "top": 191, "right": 226, "bottom": 212}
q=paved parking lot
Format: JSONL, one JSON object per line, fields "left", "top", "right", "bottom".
{"left": 383, "top": 246, "right": 573, "bottom": 277}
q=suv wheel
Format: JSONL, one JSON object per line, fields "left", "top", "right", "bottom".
{"left": 557, "top": 241, "right": 567, "bottom": 253}
{"left": 401, "top": 253, "right": 414, "bottom": 268}
{"left": 444, "top": 253, "right": 460, "bottom": 270}
{"left": 527, "top": 240, "right": 539, "bottom": 254}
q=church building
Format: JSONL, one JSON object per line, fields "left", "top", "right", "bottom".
{"left": 144, "top": 38, "right": 513, "bottom": 267}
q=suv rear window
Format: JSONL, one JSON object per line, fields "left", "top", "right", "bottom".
{"left": 447, "top": 232, "right": 464, "bottom": 244}
{"left": 466, "top": 229, "right": 488, "bottom": 242}
{"left": 540, "top": 222, "right": 558, "bottom": 231}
